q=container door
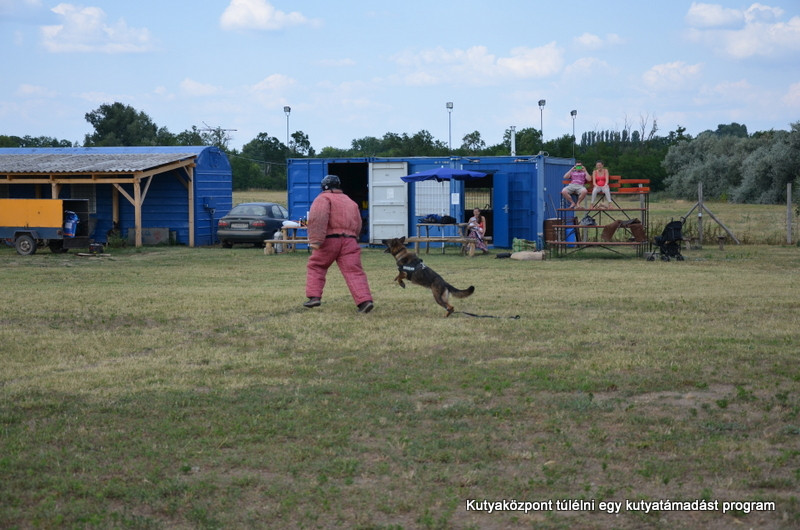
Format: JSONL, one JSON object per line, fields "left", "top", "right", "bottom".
{"left": 368, "top": 161, "right": 408, "bottom": 243}
{"left": 492, "top": 174, "right": 510, "bottom": 248}
{"left": 287, "top": 159, "right": 327, "bottom": 220}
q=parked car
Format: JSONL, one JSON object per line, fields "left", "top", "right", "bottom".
{"left": 217, "top": 202, "right": 289, "bottom": 248}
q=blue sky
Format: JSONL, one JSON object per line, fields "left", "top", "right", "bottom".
{"left": 1, "top": 0, "right": 799, "bottom": 151}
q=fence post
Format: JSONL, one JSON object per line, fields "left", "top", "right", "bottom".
{"left": 788, "top": 182, "right": 793, "bottom": 245}
{"left": 697, "top": 182, "right": 704, "bottom": 247}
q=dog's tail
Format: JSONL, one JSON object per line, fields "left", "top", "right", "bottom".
{"left": 448, "top": 284, "right": 475, "bottom": 299}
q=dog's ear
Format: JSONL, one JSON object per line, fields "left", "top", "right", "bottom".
{"left": 381, "top": 239, "right": 388, "bottom": 245}
{"left": 399, "top": 236, "right": 406, "bottom": 244}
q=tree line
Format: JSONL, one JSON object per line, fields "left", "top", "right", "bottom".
{"left": 2, "top": 101, "right": 798, "bottom": 203}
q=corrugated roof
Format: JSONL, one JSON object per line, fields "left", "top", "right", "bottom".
{"left": 0, "top": 153, "right": 196, "bottom": 174}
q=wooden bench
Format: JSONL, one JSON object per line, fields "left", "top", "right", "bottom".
{"left": 572, "top": 175, "right": 650, "bottom": 194}
{"left": 561, "top": 175, "right": 650, "bottom": 208}
{"left": 405, "top": 236, "right": 492, "bottom": 257}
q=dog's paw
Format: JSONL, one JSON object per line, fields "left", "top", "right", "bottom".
{"left": 398, "top": 281, "right": 406, "bottom": 288}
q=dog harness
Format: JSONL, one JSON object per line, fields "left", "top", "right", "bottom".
{"left": 398, "top": 257, "right": 426, "bottom": 280}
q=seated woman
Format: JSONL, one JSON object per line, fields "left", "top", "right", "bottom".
{"left": 467, "top": 208, "right": 489, "bottom": 254}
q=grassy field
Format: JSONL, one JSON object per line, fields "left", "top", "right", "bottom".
{"left": 1, "top": 193, "right": 798, "bottom": 529}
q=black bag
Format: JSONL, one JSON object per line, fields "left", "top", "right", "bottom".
{"left": 440, "top": 215, "right": 457, "bottom": 224}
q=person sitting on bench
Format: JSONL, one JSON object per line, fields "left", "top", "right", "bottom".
{"left": 467, "top": 208, "right": 489, "bottom": 254}
{"left": 591, "top": 160, "right": 613, "bottom": 209}
{"left": 561, "top": 162, "right": 590, "bottom": 209}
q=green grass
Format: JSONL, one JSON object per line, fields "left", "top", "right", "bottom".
{"left": 1, "top": 195, "right": 799, "bottom": 529}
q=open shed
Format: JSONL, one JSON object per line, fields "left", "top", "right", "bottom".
{"left": 0, "top": 146, "right": 231, "bottom": 247}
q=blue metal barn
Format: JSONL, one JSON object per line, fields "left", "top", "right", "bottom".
{"left": 287, "top": 154, "right": 573, "bottom": 249}
{"left": 0, "top": 146, "right": 232, "bottom": 246}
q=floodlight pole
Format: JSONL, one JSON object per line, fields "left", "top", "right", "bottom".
{"left": 283, "top": 106, "right": 291, "bottom": 151}
{"left": 570, "top": 110, "right": 577, "bottom": 158}
{"left": 538, "top": 99, "right": 546, "bottom": 144}
{"left": 446, "top": 102, "right": 453, "bottom": 153}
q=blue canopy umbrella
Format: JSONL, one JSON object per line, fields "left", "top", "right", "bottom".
{"left": 401, "top": 167, "right": 487, "bottom": 183}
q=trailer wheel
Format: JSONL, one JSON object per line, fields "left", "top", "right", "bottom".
{"left": 15, "top": 234, "right": 37, "bottom": 255}
{"left": 48, "top": 240, "right": 68, "bottom": 253}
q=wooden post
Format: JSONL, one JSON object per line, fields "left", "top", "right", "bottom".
{"left": 134, "top": 178, "right": 142, "bottom": 248}
{"left": 112, "top": 186, "right": 119, "bottom": 229}
{"left": 188, "top": 166, "right": 195, "bottom": 247}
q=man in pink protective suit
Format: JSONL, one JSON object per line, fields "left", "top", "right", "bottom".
{"left": 303, "top": 175, "right": 374, "bottom": 313}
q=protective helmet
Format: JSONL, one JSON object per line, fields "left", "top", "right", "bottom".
{"left": 321, "top": 174, "right": 341, "bottom": 191}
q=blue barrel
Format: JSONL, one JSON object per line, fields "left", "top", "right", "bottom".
{"left": 566, "top": 227, "right": 576, "bottom": 248}
{"left": 64, "top": 211, "right": 79, "bottom": 238}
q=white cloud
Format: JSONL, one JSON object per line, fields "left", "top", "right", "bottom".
{"left": 77, "top": 91, "right": 129, "bottom": 104}
{"left": 220, "top": 0, "right": 317, "bottom": 31}
{"left": 498, "top": 43, "right": 563, "bottom": 77}
{"left": 16, "top": 83, "right": 57, "bottom": 97}
{"left": 180, "top": 78, "right": 221, "bottom": 97}
{"left": 563, "top": 57, "right": 612, "bottom": 78}
{"left": 685, "top": 2, "right": 800, "bottom": 59}
{"left": 642, "top": 61, "right": 703, "bottom": 91}
{"left": 40, "top": 3, "right": 154, "bottom": 53}
{"left": 696, "top": 79, "right": 754, "bottom": 103}
{"left": 317, "top": 58, "right": 356, "bottom": 68}
{"left": 392, "top": 43, "right": 563, "bottom": 86}
{"left": 249, "top": 73, "right": 296, "bottom": 93}
{"left": 743, "top": 3, "right": 783, "bottom": 24}
{"left": 783, "top": 81, "right": 800, "bottom": 107}
{"left": 686, "top": 2, "right": 743, "bottom": 28}
{"left": 0, "top": 0, "right": 43, "bottom": 17}
{"left": 574, "top": 33, "right": 624, "bottom": 50}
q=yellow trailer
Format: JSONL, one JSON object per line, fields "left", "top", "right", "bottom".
{"left": 0, "top": 199, "right": 90, "bottom": 255}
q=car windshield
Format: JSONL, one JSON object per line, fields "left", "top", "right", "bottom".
{"left": 229, "top": 204, "right": 268, "bottom": 216}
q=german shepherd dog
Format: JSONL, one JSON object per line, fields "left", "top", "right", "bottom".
{"left": 382, "top": 237, "right": 474, "bottom": 316}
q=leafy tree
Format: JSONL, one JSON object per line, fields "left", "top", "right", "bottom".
{"left": 733, "top": 124, "right": 800, "bottom": 203}
{"left": 239, "top": 132, "right": 287, "bottom": 189}
{"left": 198, "top": 125, "right": 234, "bottom": 150}
{"left": 0, "top": 135, "right": 72, "bottom": 147}
{"left": 228, "top": 152, "right": 269, "bottom": 190}
{"left": 318, "top": 145, "right": 353, "bottom": 158}
{"left": 544, "top": 134, "right": 576, "bottom": 159}
{"left": 408, "top": 130, "right": 446, "bottom": 156}
{"left": 511, "top": 127, "right": 543, "bottom": 155}
{"left": 714, "top": 122, "right": 748, "bottom": 138}
{"left": 350, "top": 136, "right": 383, "bottom": 156}
{"left": 461, "top": 131, "right": 486, "bottom": 153}
{"left": 290, "top": 131, "right": 314, "bottom": 156}
{"left": 662, "top": 133, "right": 744, "bottom": 199}
{"left": 174, "top": 126, "right": 208, "bottom": 146}
{"left": 84, "top": 102, "right": 163, "bottom": 146}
